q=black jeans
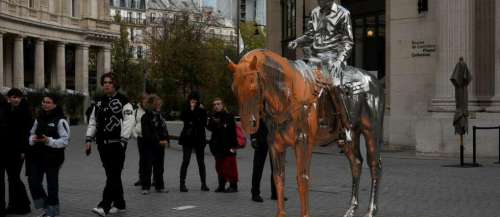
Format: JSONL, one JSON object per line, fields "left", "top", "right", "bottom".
{"left": 137, "top": 137, "right": 145, "bottom": 181}
{"left": 0, "top": 159, "right": 5, "bottom": 217}
{"left": 97, "top": 142, "right": 126, "bottom": 212}
{"left": 179, "top": 143, "right": 207, "bottom": 185}
{"left": 251, "top": 146, "right": 277, "bottom": 197}
{"left": 140, "top": 143, "right": 165, "bottom": 190}
{"left": 4, "top": 154, "right": 30, "bottom": 211}
{"left": 27, "top": 147, "right": 64, "bottom": 216}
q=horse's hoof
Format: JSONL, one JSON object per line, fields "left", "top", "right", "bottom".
{"left": 362, "top": 212, "right": 375, "bottom": 217}
{"left": 343, "top": 207, "right": 356, "bottom": 217}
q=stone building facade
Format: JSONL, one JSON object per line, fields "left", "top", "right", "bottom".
{"left": 267, "top": 0, "right": 500, "bottom": 157}
{"left": 0, "top": 0, "right": 119, "bottom": 94}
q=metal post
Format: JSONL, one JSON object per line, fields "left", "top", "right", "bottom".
{"left": 460, "top": 134, "right": 464, "bottom": 167}
{"left": 237, "top": 0, "right": 241, "bottom": 54}
{"left": 472, "top": 126, "right": 477, "bottom": 166}
{"left": 496, "top": 126, "right": 500, "bottom": 164}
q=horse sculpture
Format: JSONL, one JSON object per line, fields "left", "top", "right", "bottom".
{"left": 227, "top": 49, "right": 384, "bottom": 217}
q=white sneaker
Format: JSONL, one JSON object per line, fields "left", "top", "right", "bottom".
{"left": 109, "top": 207, "right": 126, "bottom": 214}
{"left": 91, "top": 207, "right": 106, "bottom": 217}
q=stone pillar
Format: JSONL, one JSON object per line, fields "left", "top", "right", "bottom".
{"left": 56, "top": 42, "right": 66, "bottom": 90}
{"left": 4, "top": 39, "right": 12, "bottom": 87}
{"left": 96, "top": 46, "right": 111, "bottom": 89}
{"left": 0, "top": 32, "right": 3, "bottom": 87}
{"left": 104, "top": 46, "right": 111, "bottom": 74}
{"left": 430, "top": 0, "right": 475, "bottom": 111}
{"left": 34, "top": 39, "right": 45, "bottom": 89}
{"left": 75, "top": 44, "right": 89, "bottom": 95}
{"left": 13, "top": 35, "right": 24, "bottom": 88}
{"left": 491, "top": 0, "right": 500, "bottom": 111}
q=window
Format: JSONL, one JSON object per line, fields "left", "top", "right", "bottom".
{"left": 29, "top": 0, "right": 34, "bottom": 8}
{"left": 120, "top": 0, "right": 126, "bottom": 7}
{"left": 109, "top": 0, "right": 114, "bottom": 7}
{"left": 140, "top": 0, "right": 145, "bottom": 9}
{"left": 71, "top": 0, "right": 76, "bottom": 16}
{"left": 137, "top": 46, "right": 143, "bottom": 59}
{"left": 281, "top": 0, "right": 296, "bottom": 59}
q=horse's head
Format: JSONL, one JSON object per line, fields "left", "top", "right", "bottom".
{"left": 227, "top": 55, "right": 262, "bottom": 135}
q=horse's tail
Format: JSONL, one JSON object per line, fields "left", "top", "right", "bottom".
{"left": 372, "top": 75, "right": 385, "bottom": 151}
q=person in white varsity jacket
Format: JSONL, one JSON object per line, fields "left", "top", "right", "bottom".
{"left": 85, "top": 73, "right": 135, "bottom": 217}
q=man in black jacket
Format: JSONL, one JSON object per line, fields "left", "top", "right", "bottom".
{"left": 0, "top": 93, "right": 9, "bottom": 217}
{"left": 4, "top": 88, "right": 32, "bottom": 214}
{"left": 207, "top": 98, "right": 239, "bottom": 193}
{"left": 85, "top": 73, "right": 135, "bottom": 217}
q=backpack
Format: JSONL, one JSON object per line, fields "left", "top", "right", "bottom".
{"left": 235, "top": 123, "right": 246, "bottom": 149}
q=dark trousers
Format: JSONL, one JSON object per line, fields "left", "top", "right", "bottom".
{"left": 251, "top": 147, "right": 277, "bottom": 197}
{"left": 180, "top": 144, "right": 206, "bottom": 185}
{"left": 97, "top": 142, "right": 126, "bottom": 212}
{"left": 27, "top": 149, "right": 64, "bottom": 216}
{"left": 0, "top": 161, "right": 5, "bottom": 217}
{"left": 140, "top": 144, "right": 165, "bottom": 190}
{"left": 4, "top": 154, "right": 30, "bottom": 211}
{"left": 137, "top": 137, "right": 145, "bottom": 181}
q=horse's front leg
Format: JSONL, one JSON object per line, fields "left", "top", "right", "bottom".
{"left": 342, "top": 132, "right": 362, "bottom": 217}
{"left": 361, "top": 117, "right": 382, "bottom": 217}
{"left": 270, "top": 143, "right": 287, "bottom": 217}
{"left": 294, "top": 130, "right": 315, "bottom": 217}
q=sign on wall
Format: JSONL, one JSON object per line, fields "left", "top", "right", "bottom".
{"left": 411, "top": 40, "right": 436, "bottom": 57}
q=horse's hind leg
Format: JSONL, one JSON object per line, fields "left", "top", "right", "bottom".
{"left": 270, "top": 144, "right": 287, "bottom": 217}
{"left": 361, "top": 116, "right": 382, "bottom": 217}
{"left": 342, "top": 131, "right": 363, "bottom": 217}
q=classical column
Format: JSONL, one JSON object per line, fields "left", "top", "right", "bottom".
{"left": 4, "top": 39, "right": 12, "bottom": 87}
{"left": 75, "top": 44, "right": 89, "bottom": 95}
{"left": 0, "top": 32, "right": 3, "bottom": 87}
{"left": 491, "top": 0, "right": 500, "bottom": 111}
{"left": 96, "top": 46, "right": 111, "bottom": 89}
{"left": 430, "top": 0, "right": 475, "bottom": 111}
{"left": 104, "top": 46, "right": 111, "bottom": 74}
{"left": 34, "top": 39, "right": 45, "bottom": 89}
{"left": 56, "top": 42, "right": 66, "bottom": 90}
{"left": 13, "top": 35, "right": 24, "bottom": 88}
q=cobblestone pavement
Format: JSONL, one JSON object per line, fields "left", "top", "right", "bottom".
{"left": 9, "top": 124, "right": 500, "bottom": 217}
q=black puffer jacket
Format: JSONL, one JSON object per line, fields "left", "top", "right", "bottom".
{"left": 0, "top": 96, "right": 9, "bottom": 161}
{"left": 207, "top": 111, "right": 237, "bottom": 158}
{"left": 179, "top": 106, "right": 207, "bottom": 146}
{"left": 141, "top": 110, "right": 170, "bottom": 146}
{"left": 6, "top": 99, "right": 33, "bottom": 155}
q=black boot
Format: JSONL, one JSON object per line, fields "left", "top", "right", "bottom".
{"left": 214, "top": 176, "right": 226, "bottom": 193}
{"left": 180, "top": 180, "right": 188, "bottom": 192}
{"left": 225, "top": 182, "right": 238, "bottom": 193}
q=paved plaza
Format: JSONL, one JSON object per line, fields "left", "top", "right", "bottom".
{"left": 8, "top": 124, "right": 500, "bottom": 217}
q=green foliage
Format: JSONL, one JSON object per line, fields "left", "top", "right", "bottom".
{"left": 26, "top": 89, "right": 85, "bottom": 125}
{"left": 145, "top": 11, "right": 239, "bottom": 113}
{"left": 239, "top": 21, "right": 267, "bottom": 52}
{"left": 111, "top": 14, "right": 145, "bottom": 103}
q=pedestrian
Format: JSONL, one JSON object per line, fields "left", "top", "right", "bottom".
{"left": 178, "top": 91, "right": 209, "bottom": 192}
{"left": 206, "top": 98, "right": 239, "bottom": 193}
{"left": 4, "top": 88, "right": 32, "bottom": 215}
{"left": 28, "top": 93, "right": 69, "bottom": 217}
{"left": 0, "top": 93, "right": 9, "bottom": 217}
{"left": 85, "top": 73, "right": 135, "bottom": 217}
{"left": 133, "top": 94, "right": 148, "bottom": 187}
{"left": 250, "top": 120, "right": 285, "bottom": 202}
{"left": 140, "top": 95, "right": 169, "bottom": 194}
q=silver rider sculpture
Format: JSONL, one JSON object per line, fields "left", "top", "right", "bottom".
{"left": 288, "top": 0, "right": 358, "bottom": 141}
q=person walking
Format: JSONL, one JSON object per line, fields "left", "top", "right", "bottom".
{"left": 178, "top": 92, "right": 209, "bottom": 192}
{"left": 4, "top": 88, "right": 32, "bottom": 215}
{"left": 28, "top": 94, "right": 70, "bottom": 217}
{"left": 0, "top": 93, "right": 9, "bottom": 217}
{"left": 206, "top": 98, "right": 239, "bottom": 193}
{"left": 85, "top": 73, "right": 135, "bottom": 217}
{"left": 140, "top": 95, "right": 169, "bottom": 194}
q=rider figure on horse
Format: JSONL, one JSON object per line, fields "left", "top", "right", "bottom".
{"left": 288, "top": 0, "right": 354, "bottom": 141}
